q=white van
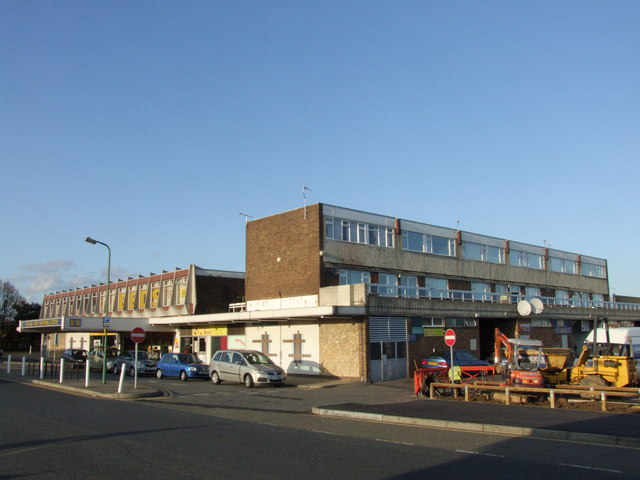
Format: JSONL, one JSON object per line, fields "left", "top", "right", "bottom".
{"left": 585, "top": 327, "right": 640, "bottom": 379}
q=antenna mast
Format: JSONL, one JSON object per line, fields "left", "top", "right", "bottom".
{"left": 302, "top": 185, "right": 312, "bottom": 219}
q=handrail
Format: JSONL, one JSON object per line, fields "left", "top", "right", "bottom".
{"left": 367, "top": 284, "right": 640, "bottom": 311}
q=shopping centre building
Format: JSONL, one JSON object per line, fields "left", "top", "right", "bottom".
{"left": 21, "top": 203, "right": 640, "bottom": 382}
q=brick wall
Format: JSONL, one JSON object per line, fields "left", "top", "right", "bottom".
{"left": 319, "top": 319, "right": 366, "bottom": 379}
{"left": 194, "top": 276, "right": 245, "bottom": 314}
{"left": 409, "top": 327, "right": 482, "bottom": 370}
{"left": 246, "top": 204, "right": 323, "bottom": 301}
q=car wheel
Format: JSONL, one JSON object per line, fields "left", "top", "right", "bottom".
{"left": 244, "top": 374, "right": 254, "bottom": 388}
{"left": 211, "top": 371, "right": 221, "bottom": 385}
{"left": 156, "top": 369, "right": 163, "bottom": 379}
{"left": 113, "top": 364, "right": 119, "bottom": 375}
{"left": 180, "top": 370, "right": 188, "bottom": 381}
{"left": 129, "top": 366, "right": 136, "bottom": 377}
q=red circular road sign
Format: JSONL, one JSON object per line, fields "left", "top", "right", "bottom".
{"left": 444, "top": 329, "right": 456, "bottom": 347}
{"left": 131, "top": 327, "right": 146, "bottom": 344}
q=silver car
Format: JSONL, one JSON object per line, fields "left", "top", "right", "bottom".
{"left": 113, "top": 350, "right": 157, "bottom": 376}
{"left": 209, "top": 350, "right": 286, "bottom": 388}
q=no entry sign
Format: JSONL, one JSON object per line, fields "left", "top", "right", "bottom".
{"left": 131, "top": 327, "right": 146, "bottom": 344}
{"left": 444, "top": 329, "right": 456, "bottom": 347}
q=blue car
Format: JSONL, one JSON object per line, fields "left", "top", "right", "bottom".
{"left": 155, "top": 353, "right": 209, "bottom": 381}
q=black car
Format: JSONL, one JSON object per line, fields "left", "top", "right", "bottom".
{"left": 61, "top": 349, "right": 88, "bottom": 366}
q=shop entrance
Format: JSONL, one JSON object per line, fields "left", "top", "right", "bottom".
{"left": 369, "top": 317, "right": 408, "bottom": 382}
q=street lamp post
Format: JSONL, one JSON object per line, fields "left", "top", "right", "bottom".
{"left": 85, "top": 236, "right": 111, "bottom": 384}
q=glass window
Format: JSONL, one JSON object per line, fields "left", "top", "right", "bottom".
{"left": 377, "top": 273, "right": 397, "bottom": 296}
{"left": 582, "top": 262, "right": 606, "bottom": 279}
{"left": 385, "top": 228, "right": 394, "bottom": 247}
{"left": 431, "top": 236, "right": 455, "bottom": 256}
{"left": 402, "top": 231, "right": 424, "bottom": 252}
{"left": 463, "top": 242, "right": 482, "bottom": 260}
{"left": 425, "top": 277, "right": 448, "bottom": 298}
{"left": 555, "top": 289, "right": 569, "bottom": 305}
{"left": 357, "top": 223, "right": 367, "bottom": 244}
{"left": 463, "top": 242, "right": 503, "bottom": 263}
{"left": 471, "top": 282, "right": 490, "bottom": 301}
{"left": 325, "top": 217, "right": 335, "bottom": 239}
{"left": 339, "top": 269, "right": 371, "bottom": 285}
{"left": 423, "top": 317, "right": 444, "bottom": 327}
{"left": 510, "top": 250, "right": 544, "bottom": 269}
{"left": 549, "top": 257, "right": 577, "bottom": 274}
{"left": 368, "top": 225, "right": 379, "bottom": 245}
{"left": 325, "top": 216, "right": 393, "bottom": 248}
{"left": 525, "top": 287, "right": 540, "bottom": 298}
{"left": 399, "top": 275, "right": 418, "bottom": 297}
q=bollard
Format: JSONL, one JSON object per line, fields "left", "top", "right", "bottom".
{"left": 601, "top": 391, "right": 607, "bottom": 412}
{"left": 429, "top": 382, "right": 435, "bottom": 399}
{"left": 505, "top": 387, "right": 510, "bottom": 405}
{"left": 118, "top": 363, "right": 126, "bottom": 394}
{"left": 21, "top": 356, "right": 26, "bottom": 376}
{"left": 549, "top": 390, "right": 555, "bottom": 409}
{"left": 464, "top": 385, "right": 469, "bottom": 402}
{"left": 6, "top": 354, "right": 11, "bottom": 374}
{"left": 59, "top": 358, "right": 65, "bottom": 383}
{"left": 40, "top": 357, "right": 44, "bottom": 380}
{"left": 85, "top": 360, "right": 90, "bottom": 387}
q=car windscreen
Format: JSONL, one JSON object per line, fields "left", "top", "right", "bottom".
{"left": 178, "top": 354, "right": 200, "bottom": 364}
{"left": 245, "top": 352, "right": 274, "bottom": 365}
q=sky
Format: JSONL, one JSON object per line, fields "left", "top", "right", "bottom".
{"left": 1, "top": 1, "right": 639, "bottom": 303}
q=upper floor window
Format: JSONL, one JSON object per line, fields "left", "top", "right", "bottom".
{"left": 549, "top": 257, "right": 577, "bottom": 274}
{"left": 424, "top": 277, "right": 448, "bottom": 297}
{"left": 325, "top": 216, "right": 393, "bottom": 248}
{"left": 339, "top": 269, "right": 371, "bottom": 285}
{"left": 377, "top": 273, "right": 397, "bottom": 297}
{"left": 582, "top": 262, "right": 606, "bottom": 279}
{"left": 399, "top": 275, "right": 418, "bottom": 298}
{"left": 510, "top": 250, "right": 544, "bottom": 269}
{"left": 462, "top": 241, "right": 504, "bottom": 264}
{"left": 471, "top": 282, "right": 491, "bottom": 301}
{"left": 401, "top": 230, "right": 455, "bottom": 256}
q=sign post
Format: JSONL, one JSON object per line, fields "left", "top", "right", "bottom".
{"left": 444, "top": 329, "right": 457, "bottom": 382}
{"left": 131, "top": 327, "right": 145, "bottom": 389}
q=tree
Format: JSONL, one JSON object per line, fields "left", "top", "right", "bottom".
{"left": 0, "top": 280, "right": 24, "bottom": 326}
{"left": 0, "top": 281, "right": 40, "bottom": 351}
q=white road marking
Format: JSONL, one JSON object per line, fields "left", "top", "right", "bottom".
{"left": 456, "top": 449, "right": 504, "bottom": 458}
{"left": 560, "top": 463, "right": 622, "bottom": 474}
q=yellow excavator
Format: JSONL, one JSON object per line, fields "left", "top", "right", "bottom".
{"left": 541, "top": 319, "right": 638, "bottom": 388}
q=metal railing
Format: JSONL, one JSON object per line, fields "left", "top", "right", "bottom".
{"left": 367, "top": 284, "right": 640, "bottom": 311}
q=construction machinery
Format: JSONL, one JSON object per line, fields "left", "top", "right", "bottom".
{"left": 567, "top": 324, "right": 638, "bottom": 388}
{"left": 539, "top": 321, "right": 638, "bottom": 389}
{"left": 493, "top": 328, "right": 544, "bottom": 387}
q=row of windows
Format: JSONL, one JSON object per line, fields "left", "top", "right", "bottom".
{"left": 338, "top": 269, "right": 604, "bottom": 304}
{"left": 43, "top": 278, "right": 189, "bottom": 317}
{"left": 402, "top": 231, "right": 456, "bottom": 256}
{"left": 325, "top": 217, "right": 394, "bottom": 247}
{"left": 326, "top": 216, "right": 607, "bottom": 279}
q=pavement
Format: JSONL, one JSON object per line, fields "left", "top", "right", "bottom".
{"left": 2, "top": 356, "right": 640, "bottom": 449}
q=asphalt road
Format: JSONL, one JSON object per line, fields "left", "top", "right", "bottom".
{"left": 2, "top": 378, "right": 638, "bottom": 479}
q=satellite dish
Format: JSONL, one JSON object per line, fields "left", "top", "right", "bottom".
{"left": 530, "top": 297, "right": 544, "bottom": 314}
{"left": 517, "top": 300, "right": 532, "bottom": 316}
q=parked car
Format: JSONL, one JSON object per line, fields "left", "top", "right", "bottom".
{"left": 421, "top": 350, "right": 490, "bottom": 369}
{"left": 156, "top": 353, "right": 209, "bottom": 381}
{"left": 61, "top": 349, "right": 88, "bottom": 367}
{"left": 113, "top": 350, "right": 157, "bottom": 376}
{"left": 209, "top": 349, "right": 286, "bottom": 388}
{"left": 88, "top": 347, "right": 120, "bottom": 372}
